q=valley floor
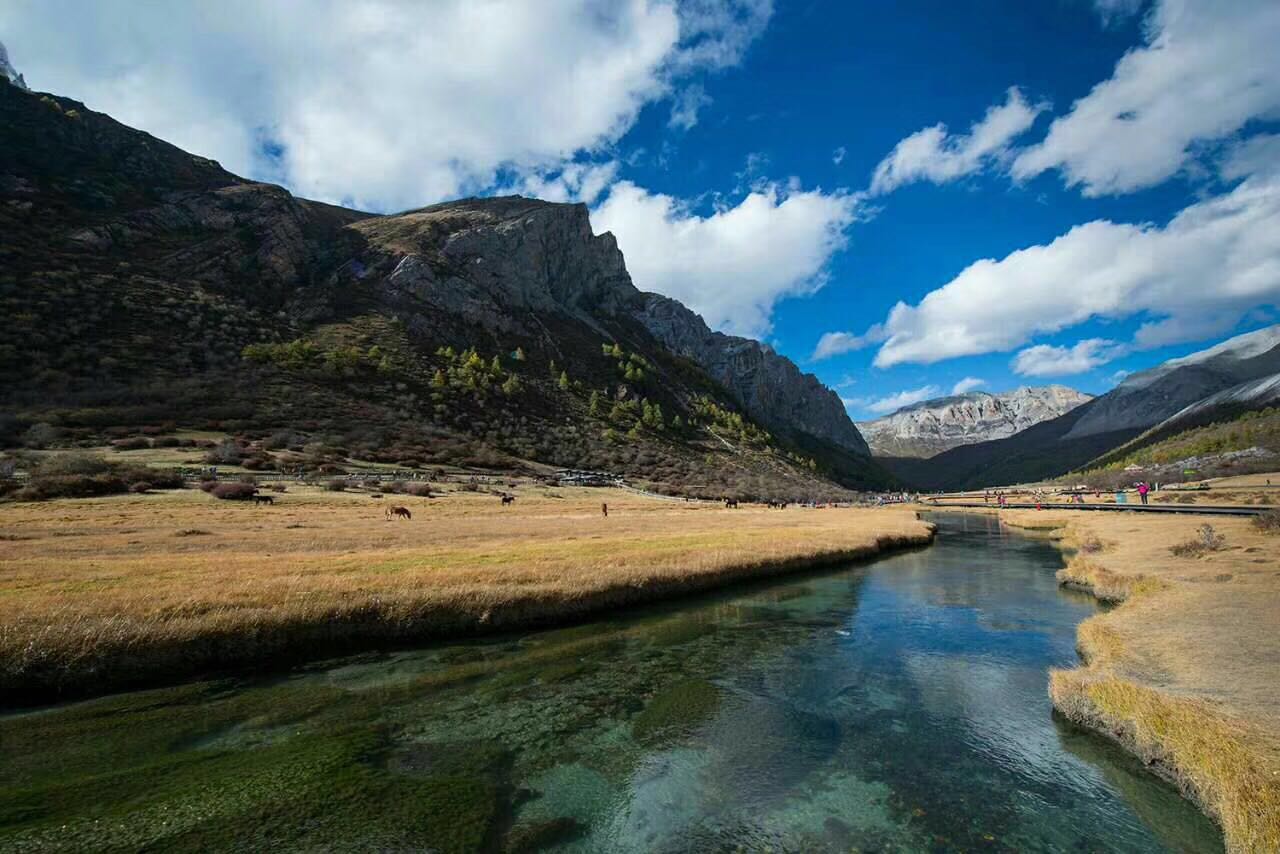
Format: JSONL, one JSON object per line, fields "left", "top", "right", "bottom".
{"left": 0, "top": 486, "right": 931, "bottom": 705}
{"left": 997, "top": 508, "right": 1280, "bottom": 853}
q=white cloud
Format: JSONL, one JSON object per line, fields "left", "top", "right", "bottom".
{"left": 1220, "top": 133, "right": 1280, "bottom": 183}
{"left": 951, "top": 377, "right": 986, "bottom": 394}
{"left": 668, "top": 83, "right": 712, "bottom": 130}
{"left": 1012, "top": 0, "right": 1280, "bottom": 196}
{"left": 1092, "top": 0, "right": 1144, "bottom": 26}
{"left": 512, "top": 161, "right": 621, "bottom": 205}
{"left": 872, "top": 168, "right": 1280, "bottom": 367}
{"left": 810, "top": 325, "right": 886, "bottom": 360}
{"left": 867, "top": 385, "right": 941, "bottom": 415}
{"left": 0, "top": 0, "right": 770, "bottom": 212}
{"left": 1011, "top": 339, "right": 1126, "bottom": 377}
{"left": 593, "top": 180, "right": 860, "bottom": 338}
{"left": 832, "top": 146, "right": 846, "bottom": 165}
{"left": 869, "top": 87, "right": 1047, "bottom": 195}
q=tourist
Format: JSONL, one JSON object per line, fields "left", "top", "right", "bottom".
{"left": 1138, "top": 482, "right": 1150, "bottom": 505}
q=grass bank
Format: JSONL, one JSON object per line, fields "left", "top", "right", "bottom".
{"left": 0, "top": 487, "right": 932, "bottom": 705}
{"left": 999, "top": 510, "right": 1280, "bottom": 853}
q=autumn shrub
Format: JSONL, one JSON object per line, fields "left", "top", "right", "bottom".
{"left": 111, "top": 437, "right": 151, "bottom": 451}
{"left": 208, "top": 482, "right": 257, "bottom": 501}
{"left": 1252, "top": 509, "right": 1280, "bottom": 535}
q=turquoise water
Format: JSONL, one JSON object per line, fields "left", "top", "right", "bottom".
{"left": 0, "top": 513, "right": 1222, "bottom": 852}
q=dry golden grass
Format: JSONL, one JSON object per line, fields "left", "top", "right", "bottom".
{"left": 1001, "top": 509, "right": 1280, "bottom": 852}
{"left": 0, "top": 486, "right": 931, "bottom": 703}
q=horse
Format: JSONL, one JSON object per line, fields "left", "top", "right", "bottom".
{"left": 501, "top": 494, "right": 516, "bottom": 506}
{"left": 386, "top": 506, "right": 412, "bottom": 521}
{"left": 602, "top": 502, "right": 608, "bottom": 518}
{"left": 724, "top": 498, "right": 739, "bottom": 509}
{"left": 252, "top": 495, "right": 274, "bottom": 506}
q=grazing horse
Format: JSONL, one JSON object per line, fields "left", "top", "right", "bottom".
{"left": 501, "top": 494, "right": 516, "bottom": 506}
{"left": 252, "top": 494, "right": 274, "bottom": 506}
{"left": 386, "top": 506, "right": 412, "bottom": 521}
{"left": 724, "top": 498, "right": 739, "bottom": 509}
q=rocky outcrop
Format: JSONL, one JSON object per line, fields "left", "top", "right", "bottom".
{"left": 858, "top": 386, "right": 1091, "bottom": 458}
{"left": 636, "top": 292, "right": 871, "bottom": 455}
{"left": 0, "top": 41, "right": 27, "bottom": 91}
{"left": 350, "top": 196, "right": 872, "bottom": 457}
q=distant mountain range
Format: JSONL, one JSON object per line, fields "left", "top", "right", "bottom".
{"left": 857, "top": 385, "right": 1092, "bottom": 458}
{"left": 883, "top": 325, "right": 1280, "bottom": 490}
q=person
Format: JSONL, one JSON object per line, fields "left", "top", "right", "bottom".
{"left": 1138, "top": 481, "right": 1150, "bottom": 505}
{"left": 601, "top": 502, "right": 608, "bottom": 518}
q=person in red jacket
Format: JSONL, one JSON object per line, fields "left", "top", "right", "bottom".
{"left": 1138, "top": 482, "right": 1150, "bottom": 505}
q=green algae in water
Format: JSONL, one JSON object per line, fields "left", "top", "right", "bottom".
{"left": 632, "top": 679, "right": 722, "bottom": 745}
{"left": 0, "top": 514, "right": 1225, "bottom": 852}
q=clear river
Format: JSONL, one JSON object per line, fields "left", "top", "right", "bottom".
{"left": 0, "top": 513, "right": 1223, "bottom": 852}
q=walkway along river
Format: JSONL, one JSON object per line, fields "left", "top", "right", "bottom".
{"left": 0, "top": 513, "right": 1223, "bottom": 851}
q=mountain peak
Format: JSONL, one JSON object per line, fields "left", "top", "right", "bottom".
{"left": 858, "top": 385, "right": 1093, "bottom": 458}
{"left": 0, "top": 40, "right": 27, "bottom": 91}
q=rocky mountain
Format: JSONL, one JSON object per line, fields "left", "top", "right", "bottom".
{"left": 0, "top": 77, "right": 887, "bottom": 497}
{"left": 637, "top": 293, "right": 870, "bottom": 455}
{"left": 1063, "top": 325, "right": 1280, "bottom": 439}
{"left": 883, "top": 326, "right": 1280, "bottom": 490}
{"left": 0, "top": 42, "right": 26, "bottom": 91}
{"left": 857, "top": 385, "right": 1091, "bottom": 458}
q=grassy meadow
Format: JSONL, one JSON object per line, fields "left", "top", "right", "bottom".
{"left": 0, "top": 485, "right": 931, "bottom": 703}
{"left": 999, "top": 508, "right": 1280, "bottom": 853}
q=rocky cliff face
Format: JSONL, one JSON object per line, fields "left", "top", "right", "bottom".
{"left": 636, "top": 293, "right": 871, "bottom": 455}
{"left": 858, "top": 385, "right": 1092, "bottom": 458}
{"left": 345, "top": 197, "right": 871, "bottom": 457}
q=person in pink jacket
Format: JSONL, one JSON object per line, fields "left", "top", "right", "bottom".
{"left": 1137, "top": 481, "right": 1150, "bottom": 505}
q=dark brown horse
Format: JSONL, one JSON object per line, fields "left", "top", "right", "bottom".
{"left": 724, "top": 498, "right": 739, "bottom": 509}
{"left": 501, "top": 494, "right": 516, "bottom": 506}
{"left": 252, "top": 495, "right": 274, "bottom": 506}
{"left": 386, "top": 506, "right": 412, "bottom": 520}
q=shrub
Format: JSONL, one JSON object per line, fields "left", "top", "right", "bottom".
{"left": 129, "top": 481, "right": 152, "bottom": 494}
{"left": 10, "top": 454, "right": 183, "bottom": 501}
{"left": 324, "top": 480, "right": 346, "bottom": 492}
{"left": 1079, "top": 536, "right": 1104, "bottom": 554}
{"left": 111, "top": 437, "right": 151, "bottom": 451}
{"left": 208, "top": 482, "right": 257, "bottom": 501}
{"left": 1170, "top": 524, "right": 1227, "bottom": 557}
{"left": 403, "top": 482, "right": 433, "bottom": 497}
{"left": 1251, "top": 509, "right": 1280, "bottom": 535}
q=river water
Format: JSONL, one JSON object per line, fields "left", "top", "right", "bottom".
{"left": 0, "top": 513, "right": 1222, "bottom": 852}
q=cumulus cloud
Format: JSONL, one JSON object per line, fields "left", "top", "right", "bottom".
{"left": 511, "top": 161, "right": 621, "bottom": 205}
{"left": 668, "top": 83, "right": 712, "bottom": 130}
{"left": 1011, "top": 339, "right": 1126, "bottom": 377}
{"left": 871, "top": 167, "right": 1280, "bottom": 367}
{"left": 867, "top": 385, "right": 941, "bottom": 415}
{"left": 810, "top": 325, "right": 886, "bottom": 360}
{"left": 1012, "top": 0, "right": 1280, "bottom": 196}
{"left": 0, "top": 0, "right": 770, "bottom": 212}
{"left": 593, "top": 180, "right": 860, "bottom": 338}
{"left": 952, "top": 377, "right": 986, "bottom": 394}
{"left": 869, "top": 87, "right": 1047, "bottom": 195}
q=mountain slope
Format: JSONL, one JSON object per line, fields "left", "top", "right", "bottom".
{"left": 0, "top": 77, "right": 888, "bottom": 497}
{"left": 857, "top": 385, "right": 1091, "bottom": 458}
{"left": 885, "top": 327, "right": 1280, "bottom": 490}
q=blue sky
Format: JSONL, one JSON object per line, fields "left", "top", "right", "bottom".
{"left": 4, "top": 0, "right": 1279, "bottom": 419}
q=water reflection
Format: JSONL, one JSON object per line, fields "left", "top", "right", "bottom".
{"left": 0, "top": 513, "right": 1222, "bottom": 852}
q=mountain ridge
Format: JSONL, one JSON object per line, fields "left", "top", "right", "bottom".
{"left": 0, "top": 77, "right": 886, "bottom": 497}
{"left": 857, "top": 385, "right": 1091, "bottom": 458}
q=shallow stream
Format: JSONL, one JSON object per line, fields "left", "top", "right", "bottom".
{"left": 0, "top": 512, "right": 1223, "bottom": 852}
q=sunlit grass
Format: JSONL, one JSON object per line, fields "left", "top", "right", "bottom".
{"left": 0, "top": 487, "right": 932, "bottom": 702}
